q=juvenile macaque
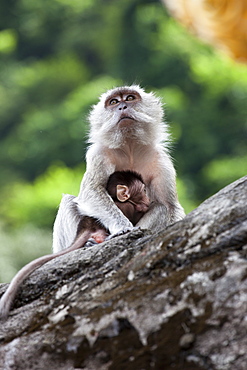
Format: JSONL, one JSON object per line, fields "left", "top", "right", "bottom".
{"left": 0, "top": 170, "right": 149, "bottom": 319}
{"left": 53, "top": 85, "right": 185, "bottom": 253}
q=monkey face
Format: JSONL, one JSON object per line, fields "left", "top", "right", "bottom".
{"left": 104, "top": 89, "right": 141, "bottom": 128}
{"left": 88, "top": 85, "right": 166, "bottom": 148}
{"left": 130, "top": 183, "right": 150, "bottom": 213}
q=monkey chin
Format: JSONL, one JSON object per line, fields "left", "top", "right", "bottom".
{"left": 118, "top": 117, "right": 135, "bottom": 128}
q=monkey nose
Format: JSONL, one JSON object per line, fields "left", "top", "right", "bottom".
{"left": 118, "top": 103, "right": 127, "bottom": 110}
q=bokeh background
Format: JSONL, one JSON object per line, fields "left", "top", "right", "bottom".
{"left": 0, "top": 0, "right": 246, "bottom": 282}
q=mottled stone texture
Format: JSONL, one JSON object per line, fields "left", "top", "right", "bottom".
{"left": 0, "top": 176, "right": 246, "bottom": 370}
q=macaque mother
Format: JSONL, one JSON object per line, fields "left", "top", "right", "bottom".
{"left": 53, "top": 85, "right": 185, "bottom": 252}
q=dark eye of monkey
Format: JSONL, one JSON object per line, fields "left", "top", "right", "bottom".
{"left": 110, "top": 98, "right": 118, "bottom": 105}
{"left": 126, "top": 95, "right": 135, "bottom": 101}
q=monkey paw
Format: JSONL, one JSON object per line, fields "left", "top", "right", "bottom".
{"left": 107, "top": 227, "right": 140, "bottom": 240}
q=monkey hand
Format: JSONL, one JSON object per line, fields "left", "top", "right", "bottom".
{"left": 106, "top": 226, "right": 140, "bottom": 240}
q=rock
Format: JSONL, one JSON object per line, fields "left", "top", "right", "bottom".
{"left": 0, "top": 176, "right": 246, "bottom": 370}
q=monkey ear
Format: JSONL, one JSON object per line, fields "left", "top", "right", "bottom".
{"left": 116, "top": 185, "right": 130, "bottom": 202}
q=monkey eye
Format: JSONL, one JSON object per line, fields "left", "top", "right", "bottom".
{"left": 109, "top": 98, "right": 118, "bottom": 105}
{"left": 126, "top": 95, "right": 135, "bottom": 101}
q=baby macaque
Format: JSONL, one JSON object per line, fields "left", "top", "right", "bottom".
{"left": 0, "top": 170, "right": 149, "bottom": 319}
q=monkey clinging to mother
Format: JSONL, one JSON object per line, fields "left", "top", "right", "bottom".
{"left": 52, "top": 85, "right": 185, "bottom": 253}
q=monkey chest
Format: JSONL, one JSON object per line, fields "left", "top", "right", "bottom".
{"left": 107, "top": 148, "right": 159, "bottom": 183}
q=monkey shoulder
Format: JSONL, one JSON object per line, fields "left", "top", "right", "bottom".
{"left": 86, "top": 144, "right": 115, "bottom": 173}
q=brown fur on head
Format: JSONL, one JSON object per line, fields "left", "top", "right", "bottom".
{"left": 106, "top": 170, "right": 150, "bottom": 225}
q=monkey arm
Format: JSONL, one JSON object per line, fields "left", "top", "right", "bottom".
{"left": 137, "top": 153, "right": 185, "bottom": 231}
{"left": 137, "top": 196, "right": 184, "bottom": 231}
{"left": 52, "top": 148, "right": 134, "bottom": 252}
{"left": 136, "top": 203, "right": 172, "bottom": 231}
{"left": 76, "top": 148, "right": 133, "bottom": 235}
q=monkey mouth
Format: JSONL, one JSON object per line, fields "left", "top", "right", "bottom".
{"left": 118, "top": 116, "right": 135, "bottom": 124}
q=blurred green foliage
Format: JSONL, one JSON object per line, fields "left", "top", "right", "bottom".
{"left": 1, "top": 163, "right": 85, "bottom": 228}
{"left": 0, "top": 0, "right": 246, "bottom": 281}
{"left": 0, "top": 222, "right": 52, "bottom": 282}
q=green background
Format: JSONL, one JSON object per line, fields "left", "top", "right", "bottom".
{"left": 0, "top": 0, "right": 246, "bottom": 281}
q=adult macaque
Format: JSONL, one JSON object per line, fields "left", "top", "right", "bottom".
{"left": 0, "top": 170, "right": 150, "bottom": 319}
{"left": 53, "top": 85, "right": 185, "bottom": 253}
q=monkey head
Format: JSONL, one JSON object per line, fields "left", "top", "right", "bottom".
{"left": 116, "top": 183, "right": 150, "bottom": 213}
{"left": 88, "top": 85, "right": 168, "bottom": 148}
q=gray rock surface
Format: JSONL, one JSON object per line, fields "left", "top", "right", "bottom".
{"left": 0, "top": 176, "right": 246, "bottom": 369}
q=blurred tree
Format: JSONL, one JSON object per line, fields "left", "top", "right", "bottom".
{"left": 0, "top": 0, "right": 246, "bottom": 281}
{"left": 0, "top": 163, "right": 85, "bottom": 229}
{"left": 163, "top": 0, "right": 247, "bottom": 63}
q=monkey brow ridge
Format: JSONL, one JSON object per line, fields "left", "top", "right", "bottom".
{"left": 105, "top": 88, "right": 141, "bottom": 105}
